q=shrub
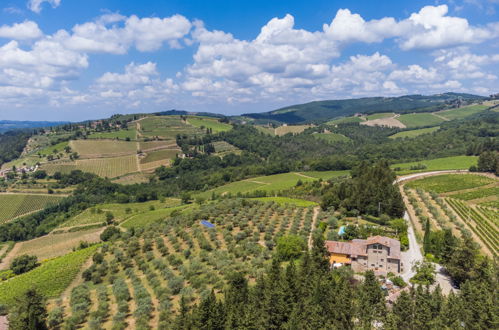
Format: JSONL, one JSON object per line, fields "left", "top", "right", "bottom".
{"left": 10, "top": 255, "right": 39, "bottom": 275}
{"left": 276, "top": 235, "right": 306, "bottom": 260}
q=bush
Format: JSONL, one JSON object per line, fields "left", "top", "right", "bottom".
{"left": 100, "top": 226, "right": 121, "bottom": 241}
{"left": 10, "top": 255, "right": 39, "bottom": 275}
{"left": 275, "top": 235, "right": 306, "bottom": 261}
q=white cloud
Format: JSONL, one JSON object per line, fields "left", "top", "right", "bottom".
{"left": 389, "top": 65, "right": 440, "bottom": 83}
{"left": 28, "top": 0, "right": 61, "bottom": 13}
{"left": 57, "top": 14, "right": 192, "bottom": 54}
{"left": 0, "top": 21, "right": 42, "bottom": 40}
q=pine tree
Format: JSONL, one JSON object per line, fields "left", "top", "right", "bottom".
{"left": 9, "top": 289, "right": 48, "bottom": 330}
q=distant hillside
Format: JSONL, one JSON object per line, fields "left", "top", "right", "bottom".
{"left": 244, "top": 93, "right": 485, "bottom": 124}
{"left": 0, "top": 120, "right": 69, "bottom": 133}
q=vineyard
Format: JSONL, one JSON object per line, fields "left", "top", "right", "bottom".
{"left": 70, "top": 140, "right": 137, "bottom": 158}
{"left": 402, "top": 174, "right": 498, "bottom": 257}
{"left": 48, "top": 199, "right": 325, "bottom": 329}
{"left": 139, "top": 116, "right": 204, "bottom": 140}
{"left": 87, "top": 129, "right": 137, "bottom": 140}
{"left": 75, "top": 155, "right": 139, "bottom": 178}
{"left": 186, "top": 116, "right": 232, "bottom": 133}
{"left": 0, "top": 194, "right": 63, "bottom": 223}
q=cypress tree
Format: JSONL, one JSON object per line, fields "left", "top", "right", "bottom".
{"left": 423, "top": 218, "right": 431, "bottom": 254}
{"left": 224, "top": 272, "right": 249, "bottom": 329}
{"left": 391, "top": 290, "right": 415, "bottom": 330}
{"left": 357, "top": 270, "right": 386, "bottom": 329}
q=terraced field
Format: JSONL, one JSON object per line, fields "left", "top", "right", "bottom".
{"left": 0, "top": 194, "right": 63, "bottom": 223}
{"left": 50, "top": 199, "right": 325, "bottom": 328}
{"left": 70, "top": 140, "right": 137, "bottom": 158}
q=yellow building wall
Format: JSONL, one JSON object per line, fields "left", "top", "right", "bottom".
{"left": 329, "top": 253, "right": 351, "bottom": 264}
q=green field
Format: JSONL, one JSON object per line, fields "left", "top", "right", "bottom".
{"left": 71, "top": 140, "right": 137, "bottom": 158}
{"left": 366, "top": 113, "right": 394, "bottom": 120}
{"left": 250, "top": 197, "right": 318, "bottom": 207}
{"left": 392, "top": 155, "right": 478, "bottom": 174}
{"left": 140, "top": 116, "right": 203, "bottom": 139}
{"left": 140, "top": 149, "right": 179, "bottom": 164}
{"left": 389, "top": 126, "right": 440, "bottom": 139}
{"left": 326, "top": 117, "right": 363, "bottom": 125}
{"left": 449, "top": 186, "right": 499, "bottom": 201}
{"left": 87, "top": 129, "right": 136, "bottom": 140}
{"left": 312, "top": 132, "right": 350, "bottom": 143}
{"left": 60, "top": 199, "right": 180, "bottom": 228}
{"left": 406, "top": 174, "right": 495, "bottom": 193}
{"left": 255, "top": 126, "right": 275, "bottom": 135}
{"left": 120, "top": 204, "right": 193, "bottom": 229}
{"left": 0, "top": 245, "right": 99, "bottom": 306}
{"left": 187, "top": 116, "right": 232, "bottom": 133}
{"left": 196, "top": 171, "right": 347, "bottom": 198}
{"left": 36, "top": 141, "right": 70, "bottom": 156}
{"left": 139, "top": 140, "right": 174, "bottom": 151}
{"left": 437, "top": 105, "right": 488, "bottom": 120}
{"left": 274, "top": 125, "right": 312, "bottom": 136}
{"left": 397, "top": 113, "right": 445, "bottom": 128}
{"left": 112, "top": 173, "right": 150, "bottom": 185}
{"left": 0, "top": 194, "right": 63, "bottom": 223}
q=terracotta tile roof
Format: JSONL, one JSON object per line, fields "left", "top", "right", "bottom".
{"left": 325, "top": 235, "right": 401, "bottom": 260}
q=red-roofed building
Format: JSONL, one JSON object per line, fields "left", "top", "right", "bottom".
{"left": 325, "top": 235, "right": 402, "bottom": 274}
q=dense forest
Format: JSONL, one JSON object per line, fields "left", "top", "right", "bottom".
{"left": 0, "top": 131, "right": 31, "bottom": 166}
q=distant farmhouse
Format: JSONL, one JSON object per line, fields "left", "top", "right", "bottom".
{"left": 325, "top": 236, "right": 402, "bottom": 274}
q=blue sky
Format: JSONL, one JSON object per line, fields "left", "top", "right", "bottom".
{"left": 0, "top": 0, "right": 498, "bottom": 121}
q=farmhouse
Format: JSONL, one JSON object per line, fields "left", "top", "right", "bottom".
{"left": 325, "top": 235, "right": 402, "bottom": 274}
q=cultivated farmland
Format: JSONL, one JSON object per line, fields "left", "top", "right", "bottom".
{"left": 274, "top": 125, "right": 312, "bottom": 136}
{"left": 389, "top": 126, "right": 440, "bottom": 139}
{"left": 397, "top": 113, "right": 445, "bottom": 128}
{"left": 405, "top": 174, "right": 494, "bottom": 193}
{"left": 139, "top": 116, "right": 203, "bottom": 139}
{"left": 75, "top": 155, "right": 139, "bottom": 178}
{"left": 186, "top": 116, "right": 232, "bottom": 132}
{"left": 392, "top": 155, "right": 478, "bottom": 174}
{"left": 70, "top": 140, "right": 137, "bottom": 158}
{"left": 50, "top": 199, "right": 324, "bottom": 328}
{"left": 0, "top": 193, "right": 63, "bottom": 223}
{"left": 436, "top": 105, "right": 488, "bottom": 120}
{"left": 87, "top": 129, "right": 137, "bottom": 140}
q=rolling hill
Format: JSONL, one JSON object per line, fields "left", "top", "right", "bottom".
{"left": 243, "top": 93, "right": 485, "bottom": 124}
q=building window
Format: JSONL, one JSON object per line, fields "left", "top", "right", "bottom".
{"left": 371, "top": 264, "right": 375, "bottom": 267}
{"left": 381, "top": 259, "right": 384, "bottom": 262}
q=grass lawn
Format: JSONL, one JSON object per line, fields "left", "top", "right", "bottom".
{"left": 0, "top": 245, "right": 99, "bottom": 306}
{"left": 437, "top": 105, "right": 488, "bottom": 120}
{"left": 397, "top": 113, "right": 445, "bottom": 128}
{"left": 250, "top": 197, "right": 318, "bottom": 207}
{"left": 312, "top": 133, "right": 350, "bottom": 143}
{"left": 405, "top": 174, "right": 495, "bottom": 193}
{"left": 87, "top": 129, "right": 136, "bottom": 140}
{"left": 187, "top": 116, "right": 232, "bottom": 133}
{"left": 389, "top": 126, "right": 440, "bottom": 139}
{"left": 392, "top": 155, "right": 478, "bottom": 174}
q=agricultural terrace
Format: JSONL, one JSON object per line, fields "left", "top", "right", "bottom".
{"left": 0, "top": 245, "right": 99, "bottom": 306}
{"left": 87, "top": 129, "right": 137, "bottom": 140}
{"left": 312, "top": 132, "right": 350, "bottom": 143}
{"left": 397, "top": 113, "right": 445, "bottom": 128}
{"left": 196, "top": 171, "right": 348, "bottom": 199}
{"left": 402, "top": 174, "right": 498, "bottom": 257}
{"left": 59, "top": 199, "right": 180, "bottom": 229}
{"left": 389, "top": 126, "right": 440, "bottom": 139}
{"left": 139, "top": 116, "right": 204, "bottom": 140}
{"left": 274, "top": 125, "right": 312, "bottom": 136}
{"left": 70, "top": 140, "right": 137, "bottom": 158}
{"left": 391, "top": 155, "right": 478, "bottom": 175}
{"left": 51, "top": 199, "right": 327, "bottom": 328}
{"left": 1, "top": 228, "right": 104, "bottom": 265}
{"left": 186, "top": 116, "right": 232, "bottom": 133}
{"left": 0, "top": 194, "right": 63, "bottom": 223}
{"left": 436, "top": 104, "right": 488, "bottom": 121}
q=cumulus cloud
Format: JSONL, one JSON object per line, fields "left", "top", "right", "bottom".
{"left": 28, "top": 0, "right": 61, "bottom": 13}
{"left": 0, "top": 21, "right": 42, "bottom": 40}
{"left": 56, "top": 14, "right": 192, "bottom": 54}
